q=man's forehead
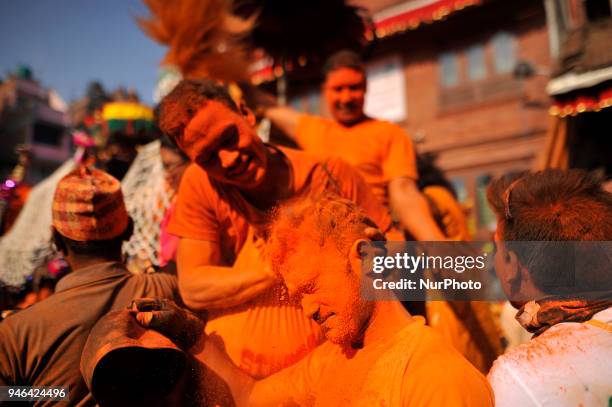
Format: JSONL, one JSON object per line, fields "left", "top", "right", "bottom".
{"left": 182, "top": 100, "right": 237, "bottom": 146}
{"left": 283, "top": 264, "right": 320, "bottom": 294}
{"left": 324, "top": 67, "right": 366, "bottom": 86}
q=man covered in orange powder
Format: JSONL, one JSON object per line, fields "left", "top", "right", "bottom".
{"left": 129, "top": 194, "right": 493, "bottom": 406}
{"left": 157, "top": 79, "right": 392, "bottom": 378}
{"left": 263, "top": 50, "right": 445, "bottom": 241}
{"left": 264, "top": 51, "right": 502, "bottom": 372}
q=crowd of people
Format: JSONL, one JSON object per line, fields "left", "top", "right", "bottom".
{"left": 0, "top": 50, "right": 610, "bottom": 406}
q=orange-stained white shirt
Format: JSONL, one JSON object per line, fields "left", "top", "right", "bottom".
{"left": 489, "top": 307, "right": 612, "bottom": 407}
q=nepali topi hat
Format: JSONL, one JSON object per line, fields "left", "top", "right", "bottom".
{"left": 52, "top": 165, "right": 129, "bottom": 241}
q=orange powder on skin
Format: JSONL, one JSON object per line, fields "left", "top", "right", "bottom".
{"left": 323, "top": 68, "right": 366, "bottom": 126}
{"left": 180, "top": 101, "right": 268, "bottom": 188}
{"left": 266, "top": 196, "right": 395, "bottom": 349}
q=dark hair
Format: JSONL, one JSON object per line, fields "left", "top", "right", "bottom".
{"left": 488, "top": 169, "right": 612, "bottom": 241}
{"left": 322, "top": 50, "right": 365, "bottom": 78}
{"left": 157, "top": 79, "right": 238, "bottom": 143}
{"left": 53, "top": 218, "right": 134, "bottom": 257}
{"left": 487, "top": 169, "right": 612, "bottom": 294}
{"left": 417, "top": 153, "right": 457, "bottom": 198}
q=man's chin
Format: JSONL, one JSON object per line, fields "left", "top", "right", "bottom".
{"left": 216, "top": 168, "right": 265, "bottom": 188}
{"left": 335, "top": 114, "right": 363, "bottom": 126}
{"left": 324, "top": 328, "right": 356, "bottom": 346}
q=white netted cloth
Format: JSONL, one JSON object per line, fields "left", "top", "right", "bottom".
{"left": 0, "top": 141, "right": 173, "bottom": 286}
{"left": 0, "top": 159, "right": 75, "bottom": 287}
{"left": 122, "top": 140, "right": 173, "bottom": 273}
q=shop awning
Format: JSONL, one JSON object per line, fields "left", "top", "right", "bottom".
{"left": 371, "top": 0, "right": 483, "bottom": 39}
{"left": 250, "top": 0, "right": 484, "bottom": 83}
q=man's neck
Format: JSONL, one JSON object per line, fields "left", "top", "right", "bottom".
{"left": 241, "top": 147, "right": 291, "bottom": 210}
{"left": 361, "top": 301, "right": 413, "bottom": 347}
{"left": 67, "top": 253, "right": 122, "bottom": 272}
{"left": 336, "top": 114, "right": 368, "bottom": 128}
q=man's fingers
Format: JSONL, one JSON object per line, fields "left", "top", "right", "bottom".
{"left": 135, "top": 311, "right": 154, "bottom": 327}
{"left": 364, "top": 226, "right": 385, "bottom": 241}
{"left": 135, "top": 310, "right": 175, "bottom": 330}
{"left": 129, "top": 298, "right": 169, "bottom": 312}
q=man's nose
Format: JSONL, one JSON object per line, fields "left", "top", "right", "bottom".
{"left": 218, "top": 149, "right": 240, "bottom": 169}
{"left": 338, "top": 89, "right": 353, "bottom": 103}
{"left": 301, "top": 297, "right": 320, "bottom": 322}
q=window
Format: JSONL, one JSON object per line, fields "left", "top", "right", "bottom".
{"left": 584, "top": 0, "right": 611, "bottom": 21}
{"left": 466, "top": 44, "right": 487, "bottom": 81}
{"left": 33, "top": 122, "right": 64, "bottom": 146}
{"left": 439, "top": 52, "right": 458, "bottom": 87}
{"left": 492, "top": 32, "right": 516, "bottom": 74}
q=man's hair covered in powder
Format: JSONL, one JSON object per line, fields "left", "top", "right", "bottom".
{"left": 266, "top": 193, "right": 379, "bottom": 278}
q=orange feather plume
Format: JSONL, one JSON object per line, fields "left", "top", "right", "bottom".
{"left": 138, "top": 0, "right": 255, "bottom": 82}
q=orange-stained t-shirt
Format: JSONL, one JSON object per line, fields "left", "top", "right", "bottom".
{"left": 260, "top": 317, "right": 494, "bottom": 407}
{"left": 296, "top": 115, "right": 418, "bottom": 208}
{"left": 167, "top": 146, "right": 391, "bottom": 263}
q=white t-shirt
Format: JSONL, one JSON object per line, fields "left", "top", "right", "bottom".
{"left": 488, "top": 307, "right": 612, "bottom": 407}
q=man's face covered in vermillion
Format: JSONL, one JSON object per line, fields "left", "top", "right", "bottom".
{"left": 323, "top": 67, "right": 367, "bottom": 126}
{"left": 180, "top": 100, "right": 268, "bottom": 188}
{"left": 283, "top": 241, "right": 374, "bottom": 346}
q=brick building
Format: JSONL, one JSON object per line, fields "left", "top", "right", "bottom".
{"left": 0, "top": 67, "right": 71, "bottom": 183}
{"left": 542, "top": 0, "right": 612, "bottom": 177}
{"left": 261, "top": 0, "right": 554, "bottom": 237}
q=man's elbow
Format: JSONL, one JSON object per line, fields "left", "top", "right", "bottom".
{"left": 177, "top": 277, "right": 207, "bottom": 311}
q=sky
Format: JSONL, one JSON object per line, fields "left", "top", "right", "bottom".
{"left": 0, "top": 0, "right": 165, "bottom": 106}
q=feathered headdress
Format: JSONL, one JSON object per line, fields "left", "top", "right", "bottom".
{"left": 138, "top": 0, "right": 255, "bottom": 83}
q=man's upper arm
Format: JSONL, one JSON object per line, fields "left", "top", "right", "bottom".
{"left": 167, "top": 164, "right": 219, "bottom": 242}
{"left": 264, "top": 106, "right": 303, "bottom": 141}
{"left": 487, "top": 359, "right": 534, "bottom": 407}
{"left": 176, "top": 238, "right": 222, "bottom": 300}
{"left": 294, "top": 115, "right": 329, "bottom": 153}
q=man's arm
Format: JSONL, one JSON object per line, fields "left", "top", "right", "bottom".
{"left": 388, "top": 177, "right": 447, "bottom": 241}
{"left": 176, "top": 238, "right": 277, "bottom": 311}
{"left": 191, "top": 334, "right": 313, "bottom": 407}
{"left": 132, "top": 299, "right": 312, "bottom": 407}
{"left": 264, "top": 106, "right": 303, "bottom": 140}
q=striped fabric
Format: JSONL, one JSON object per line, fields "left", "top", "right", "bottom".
{"left": 52, "top": 166, "right": 129, "bottom": 241}
{"left": 102, "top": 102, "right": 156, "bottom": 137}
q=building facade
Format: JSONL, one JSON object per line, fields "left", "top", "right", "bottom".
{"left": 0, "top": 67, "right": 71, "bottom": 183}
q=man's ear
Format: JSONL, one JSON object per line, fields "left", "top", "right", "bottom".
{"left": 499, "top": 245, "right": 521, "bottom": 290}
{"left": 349, "top": 238, "right": 371, "bottom": 277}
{"left": 239, "top": 102, "right": 257, "bottom": 127}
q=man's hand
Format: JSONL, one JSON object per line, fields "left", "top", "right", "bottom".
{"left": 129, "top": 298, "right": 206, "bottom": 351}
{"left": 233, "top": 227, "right": 278, "bottom": 280}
